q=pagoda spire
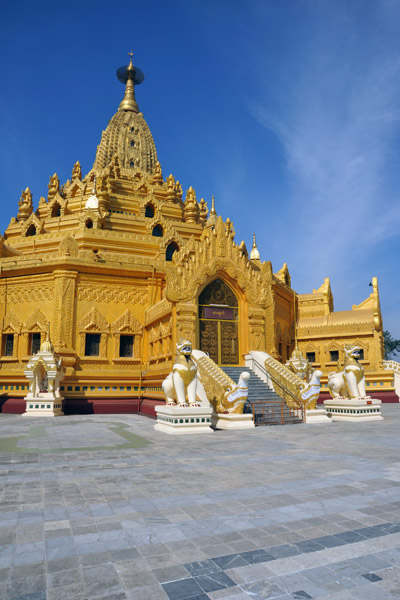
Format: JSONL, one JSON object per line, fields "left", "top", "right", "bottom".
{"left": 117, "top": 51, "right": 144, "bottom": 113}
{"left": 206, "top": 195, "right": 217, "bottom": 228}
{"left": 250, "top": 232, "right": 260, "bottom": 261}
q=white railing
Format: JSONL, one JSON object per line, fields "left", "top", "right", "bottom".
{"left": 383, "top": 359, "right": 400, "bottom": 396}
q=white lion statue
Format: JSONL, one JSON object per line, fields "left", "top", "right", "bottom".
{"left": 299, "top": 369, "right": 323, "bottom": 409}
{"left": 328, "top": 345, "right": 366, "bottom": 399}
{"left": 162, "top": 340, "right": 200, "bottom": 407}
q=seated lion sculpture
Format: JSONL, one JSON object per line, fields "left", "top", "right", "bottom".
{"left": 328, "top": 345, "right": 366, "bottom": 399}
{"left": 162, "top": 340, "right": 200, "bottom": 406}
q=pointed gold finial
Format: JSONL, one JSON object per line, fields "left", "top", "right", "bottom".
{"left": 92, "top": 175, "right": 97, "bottom": 196}
{"left": 117, "top": 51, "right": 143, "bottom": 113}
{"left": 206, "top": 194, "right": 217, "bottom": 228}
{"left": 250, "top": 232, "right": 260, "bottom": 261}
{"left": 40, "top": 322, "right": 54, "bottom": 353}
{"left": 210, "top": 195, "right": 216, "bottom": 215}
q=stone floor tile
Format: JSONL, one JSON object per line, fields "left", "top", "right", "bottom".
{"left": 8, "top": 573, "right": 46, "bottom": 597}
{"left": 162, "top": 576, "right": 204, "bottom": 599}
{"left": 152, "top": 564, "right": 190, "bottom": 583}
{"left": 125, "top": 585, "right": 169, "bottom": 599}
{"left": 240, "top": 549, "right": 275, "bottom": 564}
{"left": 195, "top": 570, "right": 236, "bottom": 593}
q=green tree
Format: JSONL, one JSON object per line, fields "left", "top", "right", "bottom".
{"left": 383, "top": 330, "right": 400, "bottom": 360}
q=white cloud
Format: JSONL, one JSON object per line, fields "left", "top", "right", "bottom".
{"left": 249, "top": 2, "right": 400, "bottom": 297}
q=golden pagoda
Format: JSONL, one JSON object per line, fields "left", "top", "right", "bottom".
{"left": 0, "top": 54, "right": 395, "bottom": 414}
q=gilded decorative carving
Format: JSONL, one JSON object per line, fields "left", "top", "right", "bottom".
{"left": 145, "top": 298, "right": 172, "bottom": 325}
{"left": 53, "top": 271, "right": 77, "bottom": 350}
{"left": 3, "top": 310, "right": 22, "bottom": 333}
{"left": 7, "top": 281, "right": 54, "bottom": 304}
{"left": 77, "top": 284, "right": 148, "bottom": 305}
{"left": 79, "top": 307, "right": 110, "bottom": 333}
{"left": 59, "top": 236, "right": 78, "bottom": 257}
{"left": 112, "top": 309, "right": 142, "bottom": 334}
{"left": 17, "top": 188, "right": 33, "bottom": 221}
{"left": 165, "top": 216, "right": 273, "bottom": 308}
{"left": 24, "top": 308, "right": 47, "bottom": 332}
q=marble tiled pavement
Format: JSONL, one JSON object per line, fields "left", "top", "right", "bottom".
{"left": 0, "top": 406, "right": 400, "bottom": 599}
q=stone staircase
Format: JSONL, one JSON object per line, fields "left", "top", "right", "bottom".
{"left": 221, "top": 366, "right": 303, "bottom": 425}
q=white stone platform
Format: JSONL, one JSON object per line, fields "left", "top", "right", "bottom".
{"left": 305, "top": 408, "right": 332, "bottom": 424}
{"left": 324, "top": 396, "right": 383, "bottom": 421}
{"left": 155, "top": 404, "right": 213, "bottom": 434}
{"left": 212, "top": 413, "right": 255, "bottom": 429}
{"left": 23, "top": 393, "right": 64, "bottom": 417}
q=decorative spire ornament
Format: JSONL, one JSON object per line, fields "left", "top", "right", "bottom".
{"left": 250, "top": 232, "right": 261, "bottom": 261}
{"left": 117, "top": 51, "right": 145, "bottom": 113}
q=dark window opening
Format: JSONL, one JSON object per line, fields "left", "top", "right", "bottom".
{"left": 120, "top": 335, "right": 134, "bottom": 357}
{"left": 51, "top": 203, "right": 61, "bottom": 217}
{"left": 145, "top": 204, "right": 155, "bottom": 218}
{"left": 306, "top": 352, "right": 316, "bottom": 363}
{"left": 26, "top": 224, "right": 36, "bottom": 237}
{"left": 330, "top": 350, "right": 339, "bottom": 362}
{"left": 286, "top": 345, "right": 290, "bottom": 361}
{"left": 130, "top": 161, "right": 134, "bottom": 168}
{"left": 130, "top": 127, "right": 135, "bottom": 132}
{"left": 152, "top": 224, "right": 163, "bottom": 237}
{"left": 278, "top": 342, "right": 283, "bottom": 359}
{"left": 166, "top": 242, "right": 179, "bottom": 261}
{"left": 85, "top": 219, "right": 93, "bottom": 229}
{"left": 130, "top": 141, "right": 135, "bottom": 147}
{"left": 31, "top": 332, "right": 41, "bottom": 354}
{"left": 4, "top": 334, "right": 14, "bottom": 357}
{"left": 85, "top": 333, "right": 100, "bottom": 356}
{"left": 358, "top": 349, "right": 364, "bottom": 360}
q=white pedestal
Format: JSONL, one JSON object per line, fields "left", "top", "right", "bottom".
{"left": 324, "top": 397, "right": 383, "bottom": 422}
{"left": 212, "top": 413, "right": 255, "bottom": 429}
{"left": 22, "top": 394, "right": 64, "bottom": 417}
{"left": 155, "top": 405, "right": 214, "bottom": 434}
{"left": 305, "top": 408, "right": 332, "bottom": 424}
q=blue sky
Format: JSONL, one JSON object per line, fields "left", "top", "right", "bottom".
{"left": 1, "top": 0, "right": 399, "bottom": 336}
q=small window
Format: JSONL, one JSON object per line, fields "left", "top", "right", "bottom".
{"left": 306, "top": 352, "right": 316, "bottom": 363}
{"left": 120, "top": 335, "right": 134, "bottom": 357}
{"left": 152, "top": 224, "right": 163, "bottom": 237}
{"left": 145, "top": 204, "right": 155, "bottom": 218}
{"left": 278, "top": 342, "right": 283, "bottom": 359}
{"left": 26, "top": 224, "right": 36, "bottom": 237}
{"left": 166, "top": 242, "right": 179, "bottom": 262}
{"left": 31, "top": 332, "right": 41, "bottom": 354}
{"left": 85, "top": 219, "right": 93, "bottom": 229}
{"left": 85, "top": 333, "right": 100, "bottom": 356}
{"left": 130, "top": 141, "right": 135, "bottom": 147}
{"left": 330, "top": 350, "right": 339, "bottom": 362}
{"left": 51, "top": 203, "right": 61, "bottom": 217}
{"left": 358, "top": 349, "right": 364, "bottom": 360}
{"left": 130, "top": 160, "right": 135, "bottom": 168}
{"left": 4, "top": 334, "right": 14, "bottom": 357}
{"left": 130, "top": 127, "right": 135, "bottom": 133}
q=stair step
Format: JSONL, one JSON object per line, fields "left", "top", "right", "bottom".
{"left": 220, "top": 365, "right": 303, "bottom": 426}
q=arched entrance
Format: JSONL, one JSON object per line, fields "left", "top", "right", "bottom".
{"left": 198, "top": 278, "right": 239, "bottom": 365}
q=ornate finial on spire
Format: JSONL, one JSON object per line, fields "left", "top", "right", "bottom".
{"left": 85, "top": 175, "right": 99, "bottom": 210}
{"left": 250, "top": 232, "right": 261, "bottom": 261}
{"left": 116, "top": 51, "right": 145, "bottom": 113}
{"left": 206, "top": 195, "right": 217, "bottom": 228}
{"left": 72, "top": 161, "right": 82, "bottom": 181}
{"left": 210, "top": 195, "right": 216, "bottom": 215}
{"left": 40, "top": 322, "right": 54, "bottom": 353}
